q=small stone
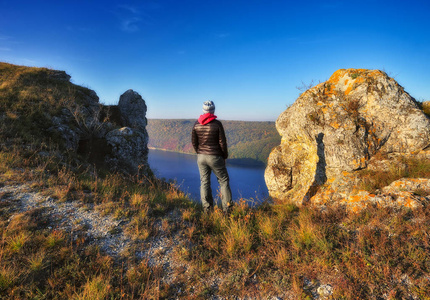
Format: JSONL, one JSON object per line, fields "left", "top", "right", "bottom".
{"left": 317, "top": 284, "right": 333, "bottom": 298}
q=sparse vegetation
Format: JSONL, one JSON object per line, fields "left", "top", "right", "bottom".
{"left": 176, "top": 202, "right": 430, "bottom": 298}
{"left": 0, "top": 145, "right": 192, "bottom": 298}
{"left": 358, "top": 156, "right": 430, "bottom": 193}
{"left": 296, "top": 79, "right": 317, "bottom": 93}
{"left": 0, "top": 62, "right": 98, "bottom": 148}
{"left": 418, "top": 100, "right": 430, "bottom": 118}
{"left": 306, "top": 111, "right": 324, "bottom": 126}
{"left": 351, "top": 73, "right": 360, "bottom": 79}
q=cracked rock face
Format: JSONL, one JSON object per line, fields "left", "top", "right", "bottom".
{"left": 265, "top": 69, "right": 430, "bottom": 205}
{"left": 105, "top": 127, "right": 149, "bottom": 175}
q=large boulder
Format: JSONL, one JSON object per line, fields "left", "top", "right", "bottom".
{"left": 265, "top": 69, "right": 430, "bottom": 208}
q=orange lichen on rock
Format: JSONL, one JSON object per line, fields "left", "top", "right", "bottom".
{"left": 311, "top": 186, "right": 337, "bottom": 204}
{"left": 327, "top": 69, "right": 344, "bottom": 85}
{"left": 403, "top": 196, "right": 415, "bottom": 208}
{"left": 350, "top": 195, "right": 363, "bottom": 203}
{"left": 321, "top": 107, "right": 328, "bottom": 114}
{"left": 351, "top": 205, "right": 362, "bottom": 213}
{"left": 344, "top": 84, "right": 353, "bottom": 95}
{"left": 330, "top": 121, "right": 340, "bottom": 129}
{"left": 326, "top": 69, "right": 372, "bottom": 98}
{"left": 394, "top": 181, "right": 404, "bottom": 188}
{"left": 328, "top": 69, "right": 367, "bottom": 84}
{"left": 368, "top": 70, "right": 384, "bottom": 78}
{"left": 324, "top": 84, "right": 336, "bottom": 97}
{"left": 342, "top": 171, "right": 351, "bottom": 177}
{"left": 351, "top": 157, "right": 367, "bottom": 169}
{"left": 327, "top": 177, "right": 335, "bottom": 184}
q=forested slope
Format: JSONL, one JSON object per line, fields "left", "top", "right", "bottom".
{"left": 146, "top": 119, "right": 280, "bottom": 165}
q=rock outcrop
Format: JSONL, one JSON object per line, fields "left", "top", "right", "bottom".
{"left": 118, "top": 89, "right": 148, "bottom": 132}
{"left": 49, "top": 89, "right": 103, "bottom": 150}
{"left": 45, "top": 77, "right": 149, "bottom": 175}
{"left": 99, "top": 90, "right": 150, "bottom": 175}
{"left": 265, "top": 69, "right": 430, "bottom": 210}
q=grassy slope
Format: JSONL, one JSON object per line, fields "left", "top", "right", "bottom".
{"left": 1, "top": 62, "right": 430, "bottom": 299}
{"left": 0, "top": 62, "right": 96, "bottom": 148}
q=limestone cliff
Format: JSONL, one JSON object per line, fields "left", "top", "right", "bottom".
{"left": 265, "top": 69, "right": 430, "bottom": 210}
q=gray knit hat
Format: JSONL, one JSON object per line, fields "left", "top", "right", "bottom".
{"left": 202, "top": 100, "right": 215, "bottom": 114}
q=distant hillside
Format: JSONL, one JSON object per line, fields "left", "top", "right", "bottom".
{"left": 146, "top": 119, "right": 281, "bottom": 165}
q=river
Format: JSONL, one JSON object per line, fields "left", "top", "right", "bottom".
{"left": 148, "top": 149, "right": 269, "bottom": 206}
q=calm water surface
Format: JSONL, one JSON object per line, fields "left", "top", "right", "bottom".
{"left": 148, "top": 149, "right": 268, "bottom": 205}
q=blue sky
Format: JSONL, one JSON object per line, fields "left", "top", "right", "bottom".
{"left": 1, "top": 0, "right": 429, "bottom": 121}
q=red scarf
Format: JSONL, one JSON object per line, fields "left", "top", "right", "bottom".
{"left": 198, "top": 113, "right": 217, "bottom": 125}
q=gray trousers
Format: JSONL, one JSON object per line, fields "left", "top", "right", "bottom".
{"left": 197, "top": 154, "right": 233, "bottom": 212}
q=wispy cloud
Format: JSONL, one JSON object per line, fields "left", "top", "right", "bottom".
{"left": 117, "top": 5, "right": 142, "bottom": 32}
{"left": 115, "top": 4, "right": 157, "bottom": 33}
{"left": 121, "top": 17, "right": 141, "bottom": 32}
{"left": 0, "top": 47, "right": 11, "bottom": 51}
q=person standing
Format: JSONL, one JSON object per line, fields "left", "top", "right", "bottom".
{"left": 191, "top": 100, "right": 233, "bottom": 213}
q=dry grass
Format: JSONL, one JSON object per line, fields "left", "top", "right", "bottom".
{"left": 0, "top": 145, "right": 193, "bottom": 299}
{"left": 1, "top": 145, "right": 430, "bottom": 299}
{"left": 358, "top": 155, "right": 430, "bottom": 192}
{"left": 177, "top": 201, "right": 430, "bottom": 298}
{"left": 0, "top": 62, "right": 98, "bottom": 149}
{"left": 419, "top": 100, "right": 430, "bottom": 117}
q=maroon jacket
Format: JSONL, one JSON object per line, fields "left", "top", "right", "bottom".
{"left": 191, "top": 113, "right": 228, "bottom": 159}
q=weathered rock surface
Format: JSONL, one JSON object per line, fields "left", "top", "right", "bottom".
{"left": 48, "top": 87, "right": 102, "bottom": 149}
{"left": 265, "top": 69, "right": 430, "bottom": 209}
{"left": 118, "top": 89, "right": 148, "bottom": 131}
{"left": 105, "top": 127, "right": 149, "bottom": 175}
